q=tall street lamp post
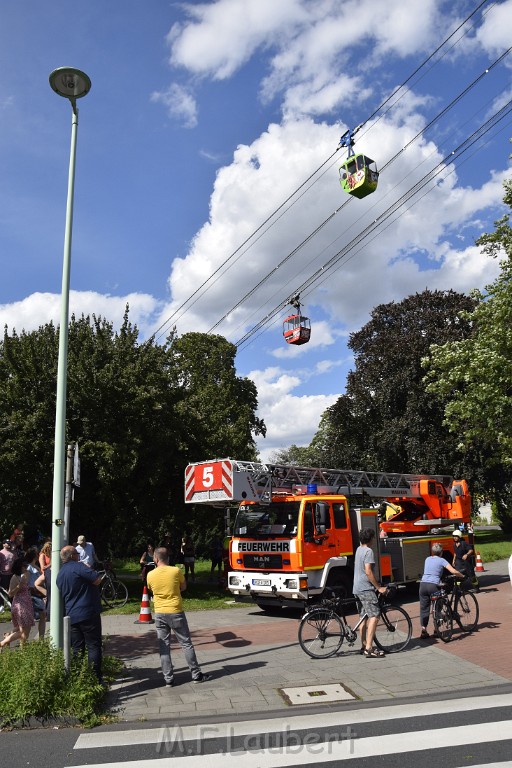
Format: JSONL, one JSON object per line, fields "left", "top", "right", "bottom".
{"left": 48, "top": 67, "right": 91, "bottom": 647}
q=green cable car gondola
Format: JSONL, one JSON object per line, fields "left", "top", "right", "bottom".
{"left": 338, "top": 128, "right": 379, "bottom": 199}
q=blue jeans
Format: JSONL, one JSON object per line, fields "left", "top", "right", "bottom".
{"left": 70, "top": 614, "right": 103, "bottom": 681}
{"left": 155, "top": 612, "right": 201, "bottom": 683}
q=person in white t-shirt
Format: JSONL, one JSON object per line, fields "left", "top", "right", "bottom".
{"left": 75, "top": 535, "right": 97, "bottom": 568}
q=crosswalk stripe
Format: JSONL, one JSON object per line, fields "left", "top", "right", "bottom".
{"left": 67, "top": 721, "right": 512, "bottom": 768}
{"left": 74, "top": 692, "right": 512, "bottom": 750}
{"left": 468, "top": 764, "right": 512, "bottom": 768}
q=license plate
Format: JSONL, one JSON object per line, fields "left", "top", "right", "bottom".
{"left": 252, "top": 579, "right": 271, "bottom": 586}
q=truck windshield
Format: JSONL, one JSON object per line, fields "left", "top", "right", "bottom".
{"left": 234, "top": 502, "right": 301, "bottom": 538}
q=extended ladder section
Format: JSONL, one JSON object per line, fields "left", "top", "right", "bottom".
{"left": 184, "top": 458, "right": 453, "bottom": 506}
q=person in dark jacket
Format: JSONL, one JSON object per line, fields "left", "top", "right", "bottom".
{"left": 56, "top": 545, "right": 103, "bottom": 681}
{"left": 452, "top": 529, "right": 478, "bottom": 589}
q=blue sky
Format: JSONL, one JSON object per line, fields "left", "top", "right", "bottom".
{"left": 1, "top": 0, "right": 511, "bottom": 461}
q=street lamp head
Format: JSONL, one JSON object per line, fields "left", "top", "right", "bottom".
{"left": 49, "top": 67, "right": 91, "bottom": 101}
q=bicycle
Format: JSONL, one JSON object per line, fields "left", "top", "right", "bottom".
{"left": 431, "top": 574, "right": 479, "bottom": 642}
{"left": 298, "top": 585, "right": 412, "bottom": 658}
{"left": 0, "top": 585, "right": 12, "bottom": 614}
{"left": 97, "top": 561, "right": 129, "bottom": 609}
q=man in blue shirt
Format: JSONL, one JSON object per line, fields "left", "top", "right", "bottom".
{"left": 56, "top": 545, "right": 102, "bottom": 681}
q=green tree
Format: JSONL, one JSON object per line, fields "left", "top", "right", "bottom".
{"left": 424, "top": 179, "right": 512, "bottom": 531}
{"left": 0, "top": 322, "right": 59, "bottom": 543}
{"left": 167, "top": 333, "right": 266, "bottom": 553}
{"left": 0, "top": 319, "right": 266, "bottom": 553}
{"left": 0, "top": 311, "right": 187, "bottom": 551}
{"left": 168, "top": 333, "right": 266, "bottom": 462}
{"left": 269, "top": 445, "right": 316, "bottom": 465}
{"left": 304, "top": 290, "right": 477, "bottom": 477}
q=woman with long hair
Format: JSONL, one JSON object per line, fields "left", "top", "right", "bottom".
{"left": 0, "top": 558, "right": 35, "bottom": 650}
{"left": 39, "top": 540, "right": 52, "bottom": 572}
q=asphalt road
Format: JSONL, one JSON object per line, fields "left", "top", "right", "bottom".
{"left": 2, "top": 689, "right": 512, "bottom": 768}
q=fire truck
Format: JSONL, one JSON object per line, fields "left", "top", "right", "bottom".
{"left": 185, "top": 459, "right": 472, "bottom": 609}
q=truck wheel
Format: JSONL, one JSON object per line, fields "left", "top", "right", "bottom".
{"left": 325, "top": 572, "right": 353, "bottom": 601}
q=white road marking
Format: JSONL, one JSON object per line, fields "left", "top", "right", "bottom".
{"left": 74, "top": 691, "right": 512, "bottom": 749}
{"left": 68, "top": 721, "right": 512, "bottom": 768}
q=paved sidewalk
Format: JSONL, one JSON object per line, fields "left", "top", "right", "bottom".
{"left": 103, "top": 558, "right": 512, "bottom": 722}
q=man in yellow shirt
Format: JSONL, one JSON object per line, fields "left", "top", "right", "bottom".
{"left": 146, "top": 547, "right": 211, "bottom": 687}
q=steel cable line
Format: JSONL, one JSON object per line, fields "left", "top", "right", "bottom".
{"left": 235, "top": 98, "right": 512, "bottom": 349}
{"left": 235, "top": 73, "right": 511, "bottom": 339}
{"left": 153, "top": 0, "right": 494, "bottom": 342}
{"left": 304, "top": 115, "right": 512, "bottom": 302}
{"left": 209, "top": 47, "right": 511, "bottom": 338}
{"left": 238, "top": 103, "right": 512, "bottom": 349}
{"left": 245, "top": 109, "right": 512, "bottom": 351}
{"left": 352, "top": 0, "right": 496, "bottom": 144}
{"left": 152, "top": 148, "right": 339, "bottom": 342}
{"left": 154, "top": 151, "right": 340, "bottom": 343}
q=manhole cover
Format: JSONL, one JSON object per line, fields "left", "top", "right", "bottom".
{"left": 280, "top": 683, "right": 356, "bottom": 705}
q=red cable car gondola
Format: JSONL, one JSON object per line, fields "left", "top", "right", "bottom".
{"left": 283, "top": 296, "right": 311, "bottom": 346}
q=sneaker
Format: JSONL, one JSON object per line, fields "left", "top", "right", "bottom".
{"left": 192, "top": 673, "right": 212, "bottom": 684}
{"left": 164, "top": 679, "right": 175, "bottom": 687}
{"left": 420, "top": 629, "right": 429, "bottom": 639}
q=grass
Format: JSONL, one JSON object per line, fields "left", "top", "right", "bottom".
{"left": 103, "top": 558, "right": 244, "bottom": 615}
{"left": 0, "top": 639, "right": 122, "bottom": 728}
{"left": 472, "top": 528, "right": 512, "bottom": 563}
{"left": 2, "top": 537, "right": 510, "bottom": 625}
{"left": 0, "top": 559, "right": 241, "bottom": 624}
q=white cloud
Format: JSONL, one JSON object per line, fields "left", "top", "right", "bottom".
{"left": 315, "top": 358, "right": 345, "bottom": 375}
{"left": 153, "top": 112, "right": 509, "bottom": 343}
{"left": 0, "top": 291, "right": 161, "bottom": 337}
{"left": 164, "top": 0, "right": 454, "bottom": 122}
{"left": 249, "top": 366, "right": 339, "bottom": 461}
{"left": 271, "top": 320, "right": 347, "bottom": 359}
{"left": 150, "top": 83, "right": 198, "bottom": 128}
{"left": 475, "top": 0, "right": 512, "bottom": 56}
{"left": 167, "top": 0, "right": 306, "bottom": 80}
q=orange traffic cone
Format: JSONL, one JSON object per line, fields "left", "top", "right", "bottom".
{"left": 475, "top": 552, "right": 485, "bottom": 572}
{"left": 134, "top": 585, "right": 154, "bottom": 624}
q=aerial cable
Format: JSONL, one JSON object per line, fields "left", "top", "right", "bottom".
{"left": 152, "top": 148, "right": 340, "bottom": 342}
{"left": 353, "top": 0, "right": 495, "bottom": 140}
{"left": 284, "top": 101, "right": 512, "bottom": 319}
{"left": 237, "top": 102, "right": 512, "bottom": 351}
{"left": 209, "top": 47, "right": 511, "bottom": 338}
{"left": 155, "top": 149, "right": 339, "bottom": 343}
{"left": 235, "top": 98, "right": 512, "bottom": 349}
{"left": 307, "top": 111, "right": 512, "bottom": 301}
{"left": 296, "top": 100, "right": 512, "bottom": 302}
{"left": 226, "top": 72, "right": 509, "bottom": 344}
{"left": 153, "top": 0, "right": 494, "bottom": 342}
{"left": 237, "top": 101, "right": 512, "bottom": 349}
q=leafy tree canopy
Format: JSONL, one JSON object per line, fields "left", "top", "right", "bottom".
{"left": 305, "top": 289, "right": 477, "bottom": 477}
{"left": 0, "top": 314, "right": 265, "bottom": 553}
{"left": 424, "top": 178, "right": 512, "bottom": 530}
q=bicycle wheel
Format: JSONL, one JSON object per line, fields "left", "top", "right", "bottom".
{"left": 454, "top": 590, "right": 479, "bottom": 632}
{"left": 0, "top": 588, "right": 10, "bottom": 614}
{"left": 433, "top": 597, "right": 453, "bottom": 642}
{"left": 374, "top": 606, "right": 412, "bottom": 653}
{"left": 102, "top": 578, "right": 129, "bottom": 608}
{"left": 298, "top": 608, "right": 344, "bottom": 658}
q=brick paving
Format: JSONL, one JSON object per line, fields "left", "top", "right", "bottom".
{"left": 97, "top": 557, "right": 512, "bottom": 721}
